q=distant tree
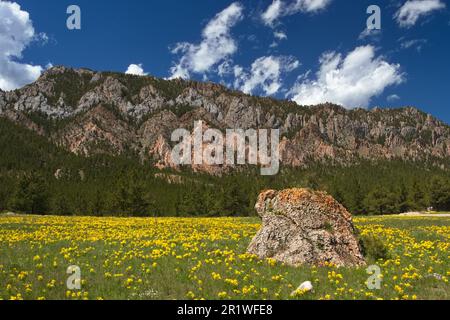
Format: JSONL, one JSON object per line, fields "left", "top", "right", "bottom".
{"left": 345, "top": 179, "right": 366, "bottom": 215}
{"left": 328, "top": 184, "right": 345, "bottom": 205}
{"left": 10, "top": 173, "right": 49, "bottom": 214}
{"left": 112, "top": 177, "right": 153, "bottom": 216}
{"left": 129, "top": 182, "right": 153, "bottom": 217}
{"left": 408, "top": 180, "right": 427, "bottom": 211}
{"left": 51, "top": 193, "right": 72, "bottom": 216}
{"left": 113, "top": 179, "right": 130, "bottom": 215}
{"left": 364, "top": 187, "right": 398, "bottom": 215}
{"left": 0, "top": 176, "right": 10, "bottom": 212}
{"left": 222, "top": 178, "right": 248, "bottom": 216}
{"left": 202, "top": 186, "right": 223, "bottom": 216}
{"left": 89, "top": 189, "right": 106, "bottom": 216}
{"left": 397, "top": 183, "right": 410, "bottom": 213}
{"left": 429, "top": 176, "right": 450, "bottom": 211}
{"left": 178, "top": 188, "right": 200, "bottom": 216}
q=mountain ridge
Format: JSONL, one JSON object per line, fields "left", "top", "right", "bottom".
{"left": 1, "top": 66, "right": 449, "bottom": 172}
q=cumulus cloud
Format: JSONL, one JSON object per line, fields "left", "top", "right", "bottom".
{"left": 288, "top": 45, "right": 404, "bottom": 108}
{"left": 125, "top": 63, "right": 148, "bottom": 76}
{"left": 0, "top": 1, "right": 43, "bottom": 91}
{"left": 395, "top": 0, "right": 446, "bottom": 28}
{"left": 169, "top": 2, "right": 243, "bottom": 79}
{"left": 234, "top": 55, "right": 300, "bottom": 95}
{"left": 262, "top": 0, "right": 332, "bottom": 26}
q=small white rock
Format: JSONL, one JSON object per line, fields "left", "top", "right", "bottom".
{"left": 291, "top": 281, "right": 314, "bottom": 297}
{"left": 298, "top": 281, "right": 313, "bottom": 292}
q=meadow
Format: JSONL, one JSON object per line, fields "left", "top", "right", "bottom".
{"left": 0, "top": 214, "right": 448, "bottom": 300}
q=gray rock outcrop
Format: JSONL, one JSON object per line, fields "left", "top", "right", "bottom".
{"left": 247, "top": 188, "right": 366, "bottom": 267}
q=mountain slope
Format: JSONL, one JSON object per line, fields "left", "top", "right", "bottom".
{"left": 1, "top": 66, "right": 449, "bottom": 171}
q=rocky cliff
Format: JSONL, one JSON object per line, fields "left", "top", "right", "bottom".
{"left": 1, "top": 66, "right": 449, "bottom": 171}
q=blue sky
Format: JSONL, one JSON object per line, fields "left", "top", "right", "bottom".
{"left": 1, "top": 0, "right": 450, "bottom": 123}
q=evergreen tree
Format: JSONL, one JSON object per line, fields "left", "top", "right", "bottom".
{"left": 89, "top": 189, "right": 106, "bottom": 216}
{"left": 408, "top": 181, "right": 427, "bottom": 210}
{"left": 10, "top": 173, "right": 49, "bottom": 214}
{"left": 51, "top": 193, "right": 72, "bottom": 216}
{"left": 397, "top": 183, "right": 410, "bottom": 213}
{"left": 364, "top": 187, "right": 398, "bottom": 215}
{"left": 221, "top": 177, "right": 249, "bottom": 216}
{"left": 430, "top": 176, "right": 450, "bottom": 211}
{"left": 112, "top": 177, "right": 153, "bottom": 216}
{"left": 178, "top": 187, "right": 201, "bottom": 216}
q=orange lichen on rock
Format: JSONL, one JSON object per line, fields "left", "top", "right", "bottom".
{"left": 277, "top": 188, "right": 315, "bottom": 204}
{"left": 248, "top": 188, "right": 365, "bottom": 267}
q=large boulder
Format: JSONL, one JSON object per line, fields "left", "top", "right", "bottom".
{"left": 247, "top": 188, "right": 365, "bottom": 267}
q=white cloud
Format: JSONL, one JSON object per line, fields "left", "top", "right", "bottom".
{"left": 217, "top": 60, "right": 233, "bottom": 77}
{"left": 169, "top": 2, "right": 243, "bottom": 79}
{"left": 387, "top": 94, "right": 400, "bottom": 102}
{"left": 233, "top": 65, "right": 244, "bottom": 78}
{"left": 262, "top": 0, "right": 332, "bottom": 26}
{"left": 291, "top": 0, "right": 332, "bottom": 12}
{"left": 274, "top": 31, "right": 287, "bottom": 40}
{"left": 34, "top": 32, "right": 49, "bottom": 45}
{"left": 262, "top": 0, "right": 284, "bottom": 26}
{"left": 125, "top": 63, "right": 148, "bottom": 76}
{"left": 235, "top": 55, "right": 299, "bottom": 95}
{"left": 358, "top": 28, "right": 381, "bottom": 41}
{"left": 399, "top": 38, "right": 428, "bottom": 51}
{"left": 395, "top": 0, "right": 446, "bottom": 28}
{"left": 288, "top": 45, "right": 404, "bottom": 108}
{"left": 270, "top": 30, "right": 288, "bottom": 48}
{"left": 0, "top": 1, "right": 43, "bottom": 91}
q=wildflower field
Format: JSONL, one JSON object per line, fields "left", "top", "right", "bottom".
{"left": 0, "top": 215, "right": 449, "bottom": 300}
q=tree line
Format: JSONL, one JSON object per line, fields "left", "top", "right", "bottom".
{"left": 2, "top": 164, "right": 450, "bottom": 217}
{"left": 1, "top": 118, "right": 450, "bottom": 217}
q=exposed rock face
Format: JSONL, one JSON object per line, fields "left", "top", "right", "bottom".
{"left": 0, "top": 66, "right": 450, "bottom": 170}
{"left": 247, "top": 188, "right": 366, "bottom": 267}
{"left": 53, "top": 105, "right": 139, "bottom": 155}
